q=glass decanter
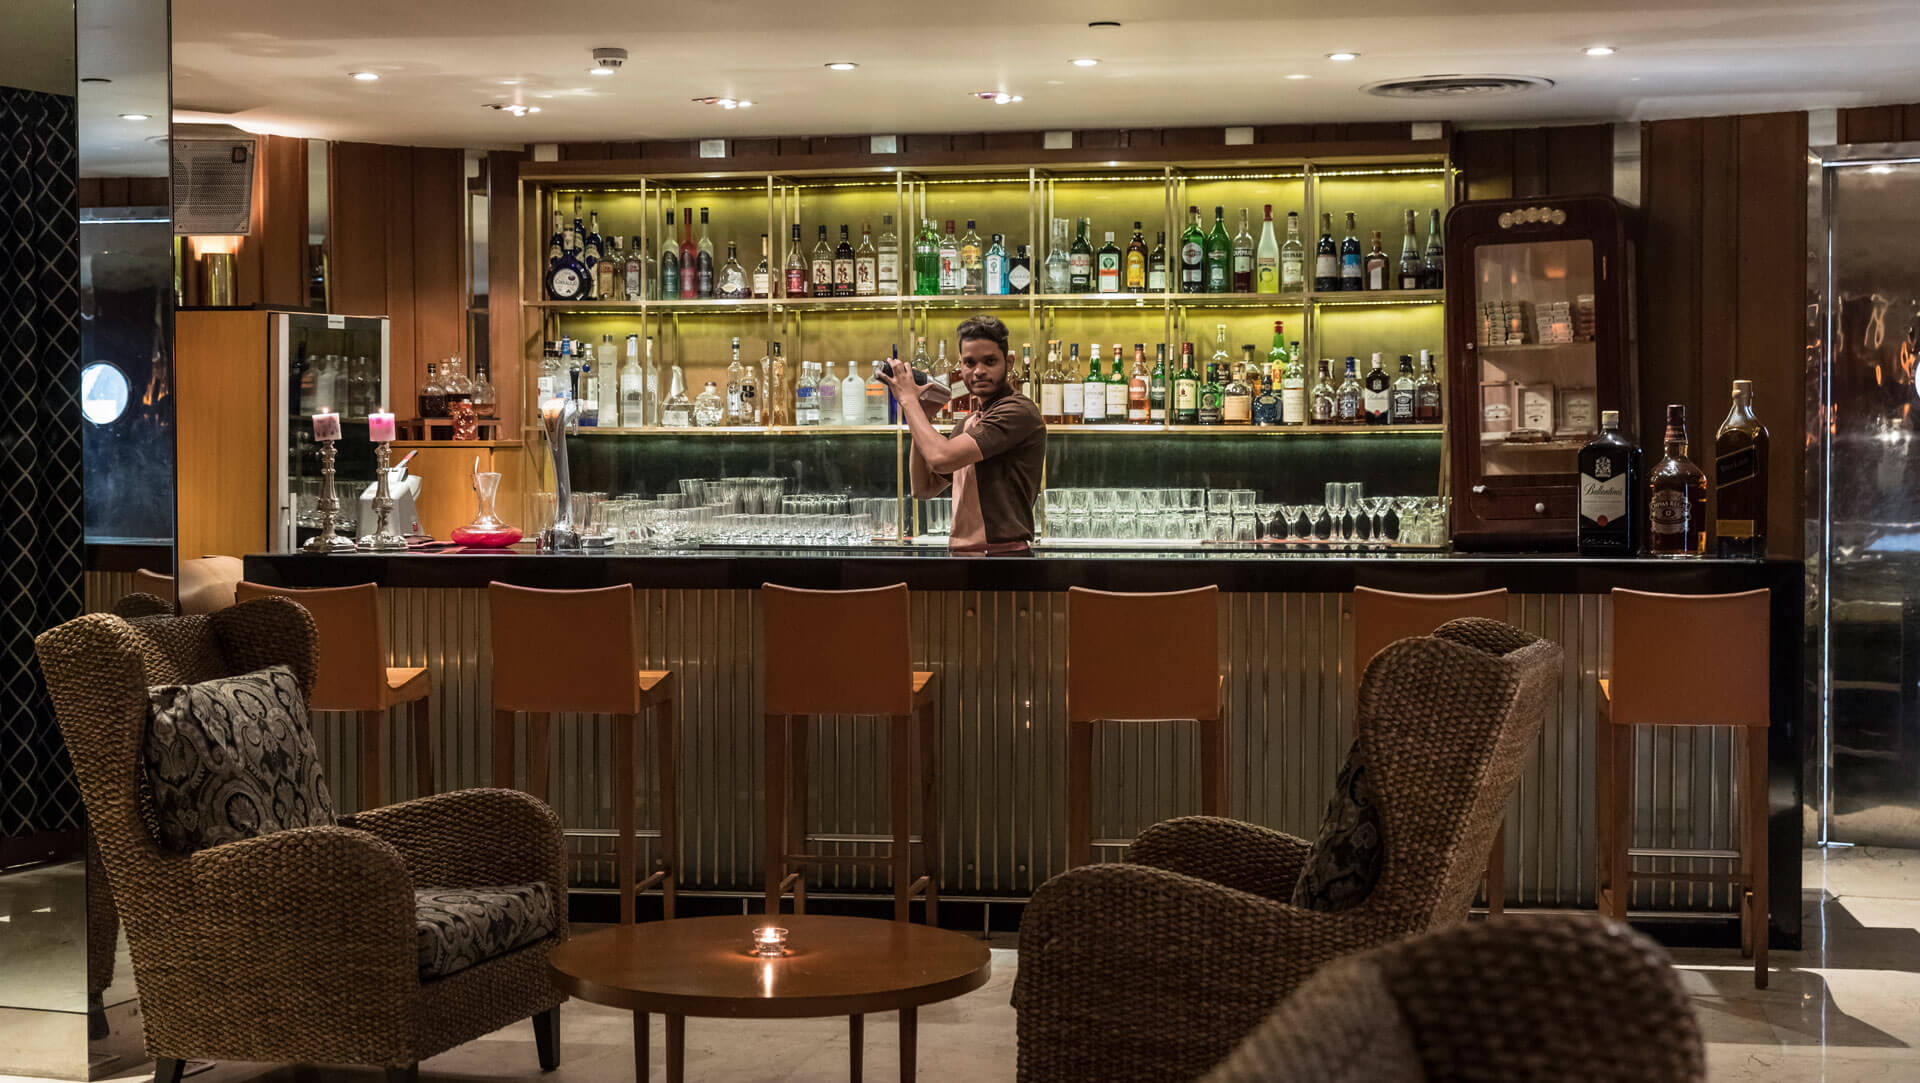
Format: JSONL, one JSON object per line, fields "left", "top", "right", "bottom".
{"left": 450, "top": 470, "right": 522, "bottom": 547}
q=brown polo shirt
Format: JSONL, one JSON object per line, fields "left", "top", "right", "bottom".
{"left": 936, "top": 391, "right": 1046, "bottom": 553}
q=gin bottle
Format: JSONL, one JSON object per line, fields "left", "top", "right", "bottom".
{"left": 1043, "top": 218, "right": 1072, "bottom": 294}
{"left": 960, "top": 220, "right": 984, "bottom": 295}
{"left": 693, "top": 380, "right": 724, "bottom": 427}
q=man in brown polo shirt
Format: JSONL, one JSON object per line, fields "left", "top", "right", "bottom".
{"left": 878, "top": 314, "right": 1047, "bottom": 554}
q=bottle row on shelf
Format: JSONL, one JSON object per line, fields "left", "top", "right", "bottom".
{"left": 541, "top": 194, "right": 1447, "bottom": 303}
{"left": 415, "top": 356, "right": 499, "bottom": 419}
{"left": 292, "top": 351, "right": 382, "bottom": 419}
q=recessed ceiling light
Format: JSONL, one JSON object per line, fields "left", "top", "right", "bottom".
{"left": 692, "top": 96, "right": 753, "bottom": 109}
{"left": 1088, "top": 20, "right": 1120, "bottom": 28}
{"left": 1071, "top": 57, "right": 1100, "bottom": 67}
{"left": 825, "top": 62, "right": 858, "bottom": 71}
{"left": 1584, "top": 45, "right": 1616, "bottom": 56}
{"left": 118, "top": 113, "right": 150, "bottom": 121}
{"left": 974, "top": 91, "right": 1023, "bottom": 104}
{"left": 81, "top": 76, "right": 111, "bottom": 84}
{"left": 484, "top": 103, "right": 540, "bottom": 116}
{"left": 1285, "top": 73, "right": 1310, "bottom": 80}
{"left": 588, "top": 66, "right": 615, "bottom": 76}
{"left": 1326, "top": 52, "right": 1358, "bottom": 62}
{"left": 350, "top": 71, "right": 379, "bottom": 81}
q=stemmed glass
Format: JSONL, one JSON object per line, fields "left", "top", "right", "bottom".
{"left": 1305, "top": 503, "right": 1329, "bottom": 545}
{"left": 1323, "top": 482, "right": 1348, "bottom": 547}
{"left": 1364, "top": 496, "right": 1391, "bottom": 548}
{"left": 1342, "top": 482, "right": 1364, "bottom": 544}
{"left": 1276, "top": 504, "right": 1303, "bottom": 544}
{"left": 1256, "top": 504, "right": 1281, "bottom": 542}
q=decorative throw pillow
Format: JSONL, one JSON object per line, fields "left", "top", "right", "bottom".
{"left": 144, "top": 664, "right": 336, "bottom": 852}
{"left": 1290, "top": 742, "right": 1385, "bottom": 912}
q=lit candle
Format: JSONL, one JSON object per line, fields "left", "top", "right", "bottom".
{"left": 311, "top": 408, "right": 341, "bottom": 442}
{"left": 367, "top": 410, "right": 396, "bottom": 443}
{"left": 750, "top": 926, "right": 788, "bottom": 957}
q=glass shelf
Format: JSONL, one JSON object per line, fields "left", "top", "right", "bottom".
{"left": 530, "top": 289, "right": 1443, "bottom": 315}
{"left": 573, "top": 422, "right": 1444, "bottom": 437}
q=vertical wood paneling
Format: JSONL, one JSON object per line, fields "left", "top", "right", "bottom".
{"left": 255, "top": 135, "right": 308, "bottom": 308}
{"left": 382, "top": 145, "right": 418, "bottom": 413}
{"left": 486, "top": 149, "right": 527, "bottom": 430}
{"left": 1734, "top": 111, "right": 1809, "bottom": 557}
{"left": 1639, "top": 118, "right": 1707, "bottom": 450}
{"left": 405, "top": 146, "right": 466, "bottom": 414}
{"left": 1453, "top": 124, "right": 1610, "bottom": 202}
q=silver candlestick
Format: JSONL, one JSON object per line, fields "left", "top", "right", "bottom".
{"left": 303, "top": 438, "right": 358, "bottom": 553}
{"left": 357, "top": 441, "right": 410, "bottom": 551}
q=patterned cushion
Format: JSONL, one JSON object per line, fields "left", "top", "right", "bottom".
{"left": 416, "top": 884, "right": 558, "bottom": 980}
{"left": 144, "top": 664, "right": 336, "bottom": 852}
{"left": 1290, "top": 742, "right": 1384, "bottom": 912}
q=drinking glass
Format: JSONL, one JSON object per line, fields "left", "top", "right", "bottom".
{"left": 1305, "top": 504, "right": 1329, "bottom": 544}
{"left": 1206, "top": 510, "right": 1233, "bottom": 542}
{"left": 1274, "top": 504, "right": 1302, "bottom": 542}
{"left": 1323, "top": 483, "right": 1347, "bottom": 546}
{"left": 534, "top": 491, "right": 557, "bottom": 536}
{"left": 1207, "top": 489, "right": 1235, "bottom": 515}
{"left": 1343, "top": 483, "right": 1365, "bottom": 544}
{"left": 1232, "top": 514, "right": 1258, "bottom": 543}
{"left": 1229, "top": 489, "right": 1257, "bottom": 515}
{"left": 1256, "top": 504, "right": 1281, "bottom": 542}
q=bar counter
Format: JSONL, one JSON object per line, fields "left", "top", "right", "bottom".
{"left": 243, "top": 548, "right": 1805, "bottom": 947}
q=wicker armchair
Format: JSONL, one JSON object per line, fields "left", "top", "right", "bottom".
{"left": 1014, "top": 618, "right": 1562, "bottom": 1082}
{"left": 1206, "top": 915, "right": 1705, "bottom": 1082}
{"left": 33, "top": 598, "right": 568, "bottom": 1083}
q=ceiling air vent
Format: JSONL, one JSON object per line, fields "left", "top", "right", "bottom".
{"left": 1363, "top": 75, "right": 1554, "bottom": 99}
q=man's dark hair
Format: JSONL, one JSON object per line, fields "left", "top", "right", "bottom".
{"left": 957, "top": 314, "right": 1010, "bottom": 358}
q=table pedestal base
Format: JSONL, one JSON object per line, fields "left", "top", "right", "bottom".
{"left": 634, "top": 1007, "right": 918, "bottom": 1081}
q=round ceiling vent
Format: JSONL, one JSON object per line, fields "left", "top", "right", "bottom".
{"left": 1363, "top": 74, "right": 1555, "bottom": 99}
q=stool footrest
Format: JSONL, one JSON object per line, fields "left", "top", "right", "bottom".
{"left": 1623, "top": 869, "right": 1752, "bottom": 886}
{"left": 786, "top": 852, "right": 878, "bottom": 866}
{"left": 1628, "top": 847, "right": 1742, "bottom": 860}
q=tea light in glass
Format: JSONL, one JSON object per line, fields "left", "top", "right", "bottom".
{"left": 750, "top": 926, "right": 789, "bottom": 957}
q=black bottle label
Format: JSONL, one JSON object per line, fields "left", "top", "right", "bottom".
{"left": 1390, "top": 389, "right": 1416, "bottom": 422}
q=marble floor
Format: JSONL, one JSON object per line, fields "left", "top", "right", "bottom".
{"left": 6, "top": 846, "right": 1915, "bottom": 1083}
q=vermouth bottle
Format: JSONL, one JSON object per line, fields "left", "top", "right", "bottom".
{"left": 1179, "top": 206, "right": 1206, "bottom": 293}
{"left": 1231, "top": 208, "right": 1254, "bottom": 292}
{"left": 1204, "top": 206, "right": 1232, "bottom": 293}
{"left": 1648, "top": 404, "right": 1707, "bottom": 557}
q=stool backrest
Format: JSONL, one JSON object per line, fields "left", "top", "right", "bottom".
{"left": 236, "top": 581, "right": 389, "bottom": 710}
{"left": 1067, "top": 585, "right": 1220, "bottom": 722}
{"left": 1353, "top": 587, "right": 1508, "bottom": 677}
{"left": 179, "top": 556, "right": 244, "bottom": 614}
{"left": 488, "top": 582, "right": 641, "bottom": 714}
{"left": 130, "top": 568, "right": 176, "bottom": 607}
{"left": 761, "top": 583, "right": 912, "bottom": 717}
{"left": 1609, "top": 588, "right": 1770, "bottom": 727}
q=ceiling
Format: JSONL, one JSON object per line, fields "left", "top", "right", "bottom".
{"left": 168, "top": 0, "right": 1920, "bottom": 148}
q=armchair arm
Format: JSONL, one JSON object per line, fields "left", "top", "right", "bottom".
{"left": 1015, "top": 863, "right": 1374, "bottom": 1083}
{"left": 1127, "top": 816, "right": 1312, "bottom": 901}
{"left": 341, "top": 787, "right": 567, "bottom": 897}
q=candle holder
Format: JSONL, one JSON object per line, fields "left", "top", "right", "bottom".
{"left": 357, "top": 441, "right": 411, "bottom": 552}
{"left": 749, "top": 926, "right": 789, "bottom": 958}
{"left": 303, "top": 438, "right": 359, "bottom": 553}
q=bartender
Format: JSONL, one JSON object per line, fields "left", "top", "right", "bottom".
{"left": 878, "top": 314, "right": 1047, "bottom": 554}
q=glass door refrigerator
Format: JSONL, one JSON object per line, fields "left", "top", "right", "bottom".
{"left": 1443, "top": 195, "right": 1637, "bottom": 550}
{"left": 268, "top": 312, "right": 391, "bottom": 551}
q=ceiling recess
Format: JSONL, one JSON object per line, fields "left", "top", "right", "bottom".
{"left": 1363, "top": 74, "right": 1555, "bottom": 98}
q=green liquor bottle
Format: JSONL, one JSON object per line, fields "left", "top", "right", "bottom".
{"left": 913, "top": 219, "right": 940, "bottom": 295}
{"left": 1198, "top": 362, "right": 1225, "bottom": 425}
{"left": 1173, "top": 342, "right": 1200, "bottom": 423}
{"left": 1148, "top": 343, "right": 1169, "bottom": 423}
{"left": 1204, "top": 206, "right": 1232, "bottom": 293}
{"left": 1179, "top": 206, "right": 1206, "bottom": 293}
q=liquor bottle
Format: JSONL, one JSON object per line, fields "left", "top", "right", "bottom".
{"left": 625, "top": 236, "right": 644, "bottom": 301}
{"left": 620, "top": 334, "right": 645, "bottom": 427}
{"left": 581, "top": 210, "right": 602, "bottom": 299}
{"left": 811, "top": 225, "right": 834, "bottom": 297}
{"left": 865, "top": 358, "right": 889, "bottom": 422}
{"left": 1105, "top": 342, "right": 1129, "bottom": 421}
{"left": 1390, "top": 354, "right": 1417, "bottom": 423}
{"left": 679, "top": 210, "right": 699, "bottom": 299}
{"left": 1044, "top": 218, "right": 1072, "bottom": 294}
{"left": 1314, "top": 212, "right": 1339, "bottom": 292}
{"left": 985, "top": 233, "right": 1008, "bottom": 294}
{"left": 1340, "top": 213, "right": 1363, "bottom": 291}
{"left": 1648, "top": 404, "right": 1708, "bottom": 557}
{"left": 960, "top": 220, "right": 984, "bottom": 294}
{"left": 724, "top": 337, "right": 746, "bottom": 424}
{"left": 742, "top": 340, "right": 763, "bottom": 424}
{"left": 1254, "top": 204, "right": 1280, "bottom": 294}
{"left": 840, "top": 359, "right": 867, "bottom": 424}
{"left": 1266, "top": 323, "right": 1298, "bottom": 425}
{"left": 535, "top": 343, "right": 560, "bottom": 407}
{"left": 855, "top": 222, "right": 878, "bottom": 296}
{"left": 1714, "top": 379, "right": 1770, "bottom": 558}
{"left": 1311, "top": 359, "right": 1336, "bottom": 424}
{"left": 1361, "top": 353, "right": 1391, "bottom": 424}
{"left": 1061, "top": 343, "right": 1084, "bottom": 424}
{"left": 911, "top": 335, "right": 935, "bottom": 390}
{"left": 595, "top": 235, "right": 617, "bottom": 301}
{"left": 1125, "top": 222, "right": 1148, "bottom": 291}
{"left": 693, "top": 379, "right": 723, "bottom": 427}
{"left": 1336, "top": 357, "right": 1364, "bottom": 422}
{"left": 1009, "top": 244, "right": 1033, "bottom": 295}
{"left": 1096, "top": 231, "right": 1122, "bottom": 293}
{"left": 718, "top": 241, "right": 749, "bottom": 299}
{"left": 939, "top": 219, "right": 962, "bottom": 295}
{"left": 1210, "top": 322, "right": 1232, "bottom": 379}
{"left": 1173, "top": 342, "right": 1200, "bottom": 424}
{"left": 1180, "top": 206, "right": 1206, "bottom": 293}
{"left": 660, "top": 210, "right": 681, "bottom": 299}
{"left": 877, "top": 214, "right": 900, "bottom": 295}
{"left": 545, "top": 226, "right": 589, "bottom": 301}
{"left": 943, "top": 340, "right": 971, "bottom": 421}
{"left": 1281, "top": 211, "right": 1305, "bottom": 293}
{"left": 418, "top": 362, "right": 444, "bottom": 419}
{"left": 546, "top": 211, "right": 564, "bottom": 274}
{"left": 1252, "top": 359, "right": 1281, "bottom": 426}
{"left": 1204, "top": 206, "right": 1232, "bottom": 293}
{"left": 1223, "top": 352, "right": 1253, "bottom": 424}
{"left": 1040, "top": 340, "right": 1066, "bottom": 423}
{"left": 1019, "top": 342, "right": 1035, "bottom": 398}
{"left": 775, "top": 223, "right": 802, "bottom": 299}
{"left": 765, "top": 342, "right": 790, "bottom": 426}
{"left": 795, "top": 361, "right": 820, "bottom": 426}
{"left": 1128, "top": 345, "right": 1149, "bottom": 422}
{"left": 1364, "top": 230, "right": 1389, "bottom": 291}
{"left": 1149, "top": 343, "right": 1169, "bottom": 422}
{"left": 584, "top": 207, "right": 604, "bottom": 274}
{"left": 1081, "top": 343, "right": 1108, "bottom": 423}
{"left": 834, "top": 225, "right": 856, "bottom": 298}
{"left": 1423, "top": 208, "right": 1445, "bottom": 289}
{"left": 1578, "top": 410, "right": 1638, "bottom": 555}
{"left": 1414, "top": 350, "right": 1442, "bottom": 422}
{"left": 473, "top": 361, "right": 497, "bottom": 418}
{"left": 913, "top": 220, "right": 939, "bottom": 295}
{"left": 1198, "top": 362, "right": 1225, "bottom": 425}
{"left": 817, "top": 360, "right": 839, "bottom": 419}
{"left": 695, "top": 208, "right": 716, "bottom": 297}
{"left": 1231, "top": 208, "right": 1255, "bottom": 292}
{"left": 1148, "top": 231, "right": 1169, "bottom": 291}
{"left": 662, "top": 364, "right": 693, "bottom": 428}
{"left": 1398, "top": 211, "right": 1422, "bottom": 290}
{"left": 587, "top": 343, "right": 612, "bottom": 422}
{"left": 1069, "top": 218, "right": 1094, "bottom": 292}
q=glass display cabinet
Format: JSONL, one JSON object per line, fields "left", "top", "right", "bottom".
{"left": 1442, "top": 195, "right": 1636, "bottom": 550}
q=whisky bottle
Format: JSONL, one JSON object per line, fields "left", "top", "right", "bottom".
{"left": 1389, "top": 354, "right": 1417, "bottom": 424}
{"left": 1362, "top": 353, "right": 1391, "bottom": 425}
{"left": 1311, "top": 359, "right": 1336, "bottom": 424}
{"left": 1081, "top": 343, "right": 1108, "bottom": 423}
{"left": 1364, "top": 230, "right": 1390, "bottom": 291}
{"left": 1251, "top": 361, "right": 1281, "bottom": 426}
{"left": 1223, "top": 351, "right": 1253, "bottom": 424}
{"left": 1578, "top": 410, "right": 1638, "bottom": 555}
{"left": 1414, "top": 349, "right": 1443, "bottom": 422}
{"left": 1173, "top": 343, "right": 1200, "bottom": 424}
{"left": 1148, "top": 231, "right": 1168, "bottom": 291}
{"left": 1336, "top": 357, "right": 1364, "bottom": 423}
{"left": 1198, "top": 362, "right": 1225, "bottom": 425}
{"left": 1128, "top": 346, "right": 1149, "bottom": 423}
{"left": 1648, "top": 404, "right": 1707, "bottom": 557}
{"left": 751, "top": 233, "right": 771, "bottom": 298}
{"left": 1149, "top": 343, "right": 1169, "bottom": 423}
{"left": 1105, "top": 343, "right": 1129, "bottom": 421}
{"left": 1714, "top": 379, "right": 1769, "bottom": 558}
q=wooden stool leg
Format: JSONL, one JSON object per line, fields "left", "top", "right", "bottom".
{"left": 890, "top": 714, "right": 912, "bottom": 922}
{"left": 849, "top": 1014, "right": 863, "bottom": 1083}
{"left": 918, "top": 701, "right": 941, "bottom": 926}
{"left": 614, "top": 713, "right": 637, "bottom": 925}
{"left": 656, "top": 695, "right": 679, "bottom": 920}
{"left": 1595, "top": 713, "right": 1611, "bottom": 913}
{"left": 791, "top": 715, "right": 810, "bottom": 914}
{"left": 665, "top": 1013, "right": 684, "bottom": 1083}
{"left": 898, "top": 1005, "right": 917, "bottom": 1083}
{"left": 358, "top": 709, "right": 390, "bottom": 811}
{"left": 492, "top": 709, "right": 515, "bottom": 790}
{"left": 764, "top": 714, "right": 787, "bottom": 916}
{"left": 1198, "top": 717, "right": 1226, "bottom": 817}
{"left": 1747, "top": 727, "right": 1770, "bottom": 989}
{"left": 411, "top": 695, "right": 435, "bottom": 798}
{"left": 526, "top": 712, "right": 554, "bottom": 804}
{"left": 1486, "top": 823, "right": 1507, "bottom": 917}
{"left": 1608, "top": 725, "right": 1634, "bottom": 921}
{"left": 1067, "top": 720, "right": 1093, "bottom": 869}
{"left": 634, "top": 1011, "right": 649, "bottom": 1081}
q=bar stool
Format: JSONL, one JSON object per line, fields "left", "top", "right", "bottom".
{"left": 179, "top": 556, "right": 244, "bottom": 614}
{"left": 489, "top": 582, "right": 679, "bottom": 923}
{"left": 761, "top": 583, "right": 940, "bottom": 923}
{"left": 130, "top": 567, "right": 174, "bottom": 607}
{"left": 1066, "top": 585, "right": 1224, "bottom": 869}
{"left": 235, "top": 581, "right": 434, "bottom": 811}
{"left": 1599, "top": 587, "right": 1771, "bottom": 988}
{"left": 1353, "top": 586, "right": 1511, "bottom": 914}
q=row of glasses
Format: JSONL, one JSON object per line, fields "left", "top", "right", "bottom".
{"left": 679, "top": 477, "right": 789, "bottom": 514}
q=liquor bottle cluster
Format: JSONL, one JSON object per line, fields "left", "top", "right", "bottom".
{"left": 414, "top": 356, "right": 496, "bottom": 419}
{"left": 293, "top": 351, "right": 379, "bottom": 418}
{"left": 1575, "top": 380, "right": 1771, "bottom": 558}
{"left": 1310, "top": 208, "right": 1446, "bottom": 293}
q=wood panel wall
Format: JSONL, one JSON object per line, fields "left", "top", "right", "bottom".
{"left": 1837, "top": 104, "right": 1920, "bottom": 143}
{"left": 174, "top": 310, "right": 272, "bottom": 559}
{"left": 1451, "top": 124, "right": 1613, "bottom": 201}
{"left": 487, "top": 149, "right": 528, "bottom": 432}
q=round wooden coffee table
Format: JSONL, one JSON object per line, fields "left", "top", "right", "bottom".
{"left": 548, "top": 914, "right": 991, "bottom": 1082}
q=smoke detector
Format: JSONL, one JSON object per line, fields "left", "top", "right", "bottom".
{"left": 1364, "top": 74, "right": 1554, "bottom": 99}
{"left": 589, "top": 47, "right": 628, "bottom": 75}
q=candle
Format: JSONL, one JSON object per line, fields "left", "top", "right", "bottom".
{"left": 368, "top": 411, "right": 396, "bottom": 443}
{"left": 311, "top": 408, "right": 342, "bottom": 442}
{"left": 750, "top": 926, "right": 788, "bottom": 957}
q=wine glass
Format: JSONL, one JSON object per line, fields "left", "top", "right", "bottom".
{"left": 1305, "top": 503, "right": 1329, "bottom": 545}
{"left": 1323, "top": 482, "right": 1347, "bottom": 546}
{"left": 1276, "top": 504, "right": 1303, "bottom": 543}
{"left": 1256, "top": 504, "right": 1281, "bottom": 542}
{"left": 1342, "top": 482, "right": 1365, "bottom": 544}
{"left": 1365, "top": 496, "right": 1391, "bottom": 548}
